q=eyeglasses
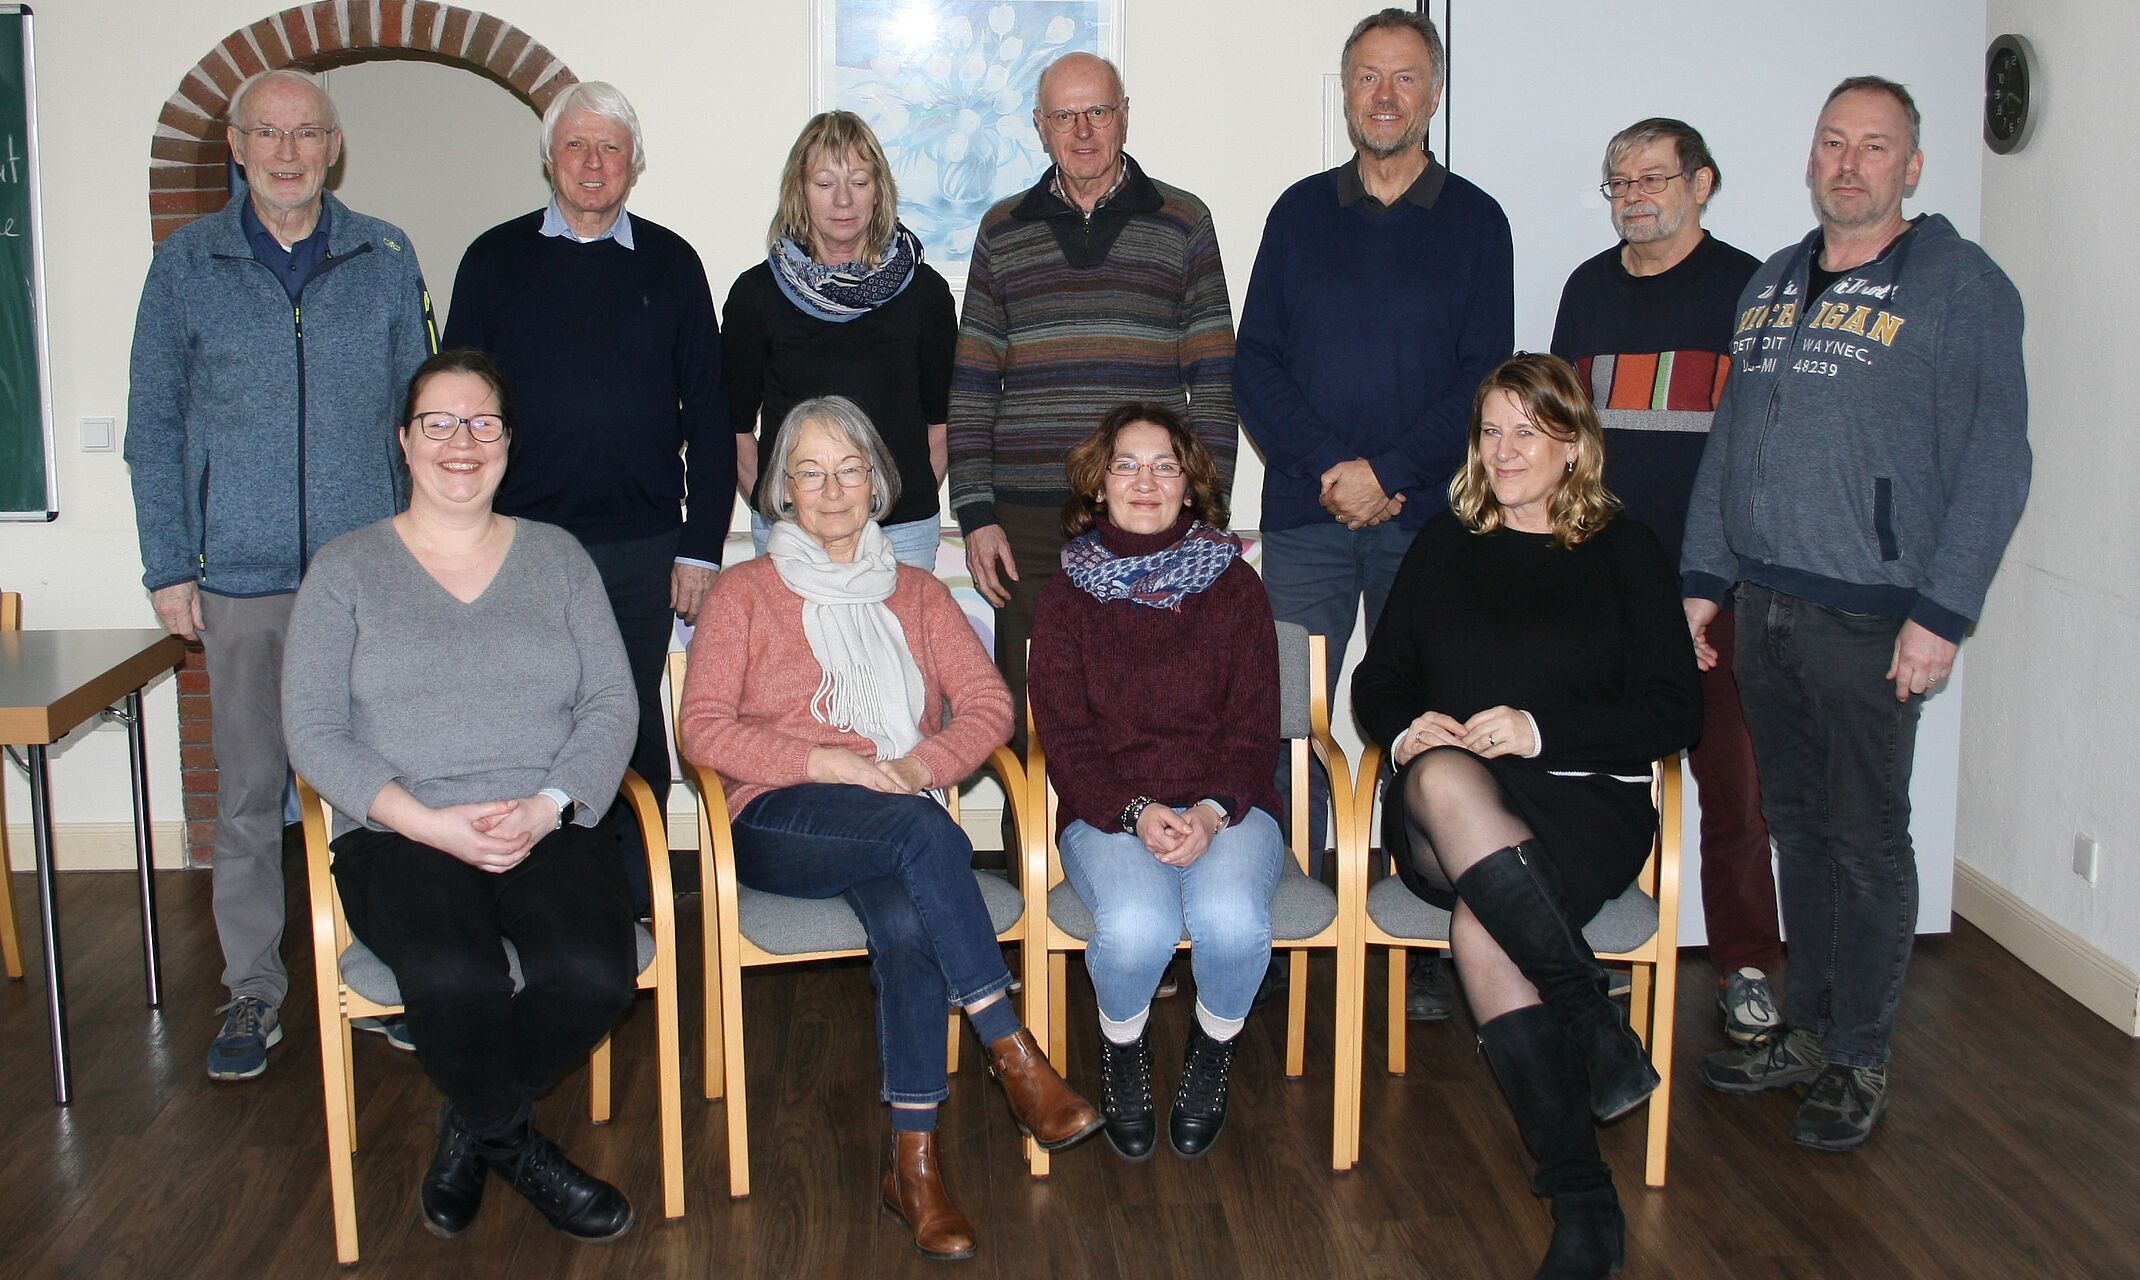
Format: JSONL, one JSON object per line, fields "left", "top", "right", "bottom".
{"left": 1598, "top": 171, "right": 1685, "bottom": 200}
{"left": 411, "top": 412, "right": 507, "bottom": 443}
{"left": 1039, "top": 102, "right": 1125, "bottom": 133}
{"left": 237, "top": 124, "right": 338, "bottom": 151}
{"left": 788, "top": 463, "right": 872, "bottom": 492}
{"left": 1106, "top": 457, "right": 1184, "bottom": 479}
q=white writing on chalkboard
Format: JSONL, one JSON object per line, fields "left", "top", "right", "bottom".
{"left": 0, "top": 132, "right": 19, "bottom": 184}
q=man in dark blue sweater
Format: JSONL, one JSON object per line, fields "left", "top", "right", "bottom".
{"left": 445, "top": 81, "right": 731, "bottom": 907}
{"left": 1234, "top": 8, "right": 1511, "bottom": 1016}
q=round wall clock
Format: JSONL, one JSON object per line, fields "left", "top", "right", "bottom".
{"left": 1985, "top": 34, "right": 2038, "bottom": 154}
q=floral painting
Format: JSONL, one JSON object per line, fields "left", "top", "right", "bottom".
{"left": 814, "top": 0, "right": 1123, "bottom": 289}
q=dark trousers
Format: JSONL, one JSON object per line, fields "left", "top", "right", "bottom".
{"left": 332, "top": 823, "right": 638, "bottom": 1138}
{"left": 1733, "top": 585, "right": 1923, "bottom": 1070}
{"left": 730, "top": 785, "right": 1014, "bottom": 1104}
{"left": 991, "top": 502, "right": 1067, "bottom": 758}
{"left": 581, "top": 528, "right": 679, "bottom": 908}
{"left": 1689, "top": 606, "right": 1783, "bottom": 975}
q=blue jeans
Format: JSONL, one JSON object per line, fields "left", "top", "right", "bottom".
{"left": 1057, "top": 809, "right": 1287, "bottom": 1022}
{"left": 751, "top": 511, "right": 942, "bottom": 570}
{"left": 730, "top": 785, "right": 1014, "bottom": 1104}
{"left": 1733, "top": 585, "right": 1923, "bottom": 1070}
{"left": 1260, "top": 520, "right": 1416, "bottom": 871}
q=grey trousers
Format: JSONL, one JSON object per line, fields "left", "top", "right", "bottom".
{"left": 199, "top": 590, "right": 296, "bottom": 1010}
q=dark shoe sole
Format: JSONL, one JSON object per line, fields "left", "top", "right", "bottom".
{"left": 880, "top": 1198, "right": 978, "bottom": 1261}
{"left": 554, "top": 1209, "right": 633, "bottom": 1244}
{"left": 420, "top": 1199, "right": 472, "bottom": 1240}
{"left": 1020, "top": 1112, "right": 1105, "bottom": 1152}
{"left": 1594, "top": 1068, "right": 1661, "bottom": 1123}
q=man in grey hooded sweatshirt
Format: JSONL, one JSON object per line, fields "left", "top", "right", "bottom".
{"left": 1682, "top": 76, "right": 2029, "bottom": 1151}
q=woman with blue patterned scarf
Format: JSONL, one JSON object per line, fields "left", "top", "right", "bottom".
{"left": 1028, "top": 402, "right": 1285, "bottom": 1163}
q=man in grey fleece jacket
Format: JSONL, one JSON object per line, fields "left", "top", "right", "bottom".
{"left": 1682, "top": 77, "right": 2029, "bottom": 1151}
{"left": 123, "top": 69, "right": 433, "bottom": 1082}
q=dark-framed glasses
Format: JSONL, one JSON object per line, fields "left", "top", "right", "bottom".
{"left": 789, "top": 463, "right": 872, "bottom": 492}
{"left": 1106, "top": 457, "right": 1184, "bottom": 479}
{"left": 1598, "top": 171, "right": 1685, "bottom": 200}
{"left": 412, "top": 411, "right": 507, "bottom": 443}
{"left": 238, "top": 124, "right": 338, "bottom": 150}
{"left": 1039, "top": 102, "right": 1124, "bottom": 132}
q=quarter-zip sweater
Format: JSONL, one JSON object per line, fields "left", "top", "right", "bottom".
{"left": 1680, "top": 214, "right": 2030, "bottom": 641}
{"left": 127, "top": 191, "right": 435, "bottom": 597}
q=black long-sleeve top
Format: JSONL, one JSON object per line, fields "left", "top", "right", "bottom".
{"left": 1354, "top": 512, "right": 1701, "bottom": 776}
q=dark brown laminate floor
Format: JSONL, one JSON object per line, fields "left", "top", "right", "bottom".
{"left": 1, "top": 850, "right": 2136, "bottom": 1279}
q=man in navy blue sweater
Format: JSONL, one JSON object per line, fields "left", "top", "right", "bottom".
{"left": 1234, "top": 8, "right": 1512, "bottom": 1016}
{"left": 445, "top": 81, "right": 731, "bottom": 909}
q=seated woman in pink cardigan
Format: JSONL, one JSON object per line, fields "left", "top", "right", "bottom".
{"left": 678, "top": 395, "right": 1099, "bottom": 1261}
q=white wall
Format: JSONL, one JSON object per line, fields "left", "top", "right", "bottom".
{"left": 1965, "top": 1, "right": 2140, "bottom": 1018}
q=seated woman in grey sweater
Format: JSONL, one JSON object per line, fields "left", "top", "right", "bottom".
{"left": 283, "top": 350, "right": 641, "bottom": 1245}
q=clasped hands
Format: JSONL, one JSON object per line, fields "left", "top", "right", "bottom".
{"left": 1320, "top": 458, "right": 1404, "bottom": 530}
{"left": 1136, "top": 801, "right": 1223, "bottom": 868}
{"left": 423, "top": 794, "right": 563, "bottom": 873}
{"left": 808, "top": 745, "right": 932, "bottom": 795}
{"left": 1392, "top": 705, "right": 1535, "bottom": 768}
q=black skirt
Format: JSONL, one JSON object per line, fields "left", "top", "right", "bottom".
{"left": 1385, "top": 752, "right": 1656, "bottom": 925}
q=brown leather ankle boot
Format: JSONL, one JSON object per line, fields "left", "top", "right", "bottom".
{"left": 881, "top": 1130, "right": 977, "bottom": 1261}
{"left": 986, "top": 1029, "right": 1103, "bottom": 1150}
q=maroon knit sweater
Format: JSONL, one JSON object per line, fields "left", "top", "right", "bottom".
{"left": 1028, "top": 514, "right": 1283, "bottom": 837}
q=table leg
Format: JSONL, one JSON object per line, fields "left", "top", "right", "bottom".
{"left": 28, "top": 743, "right": 71, "bottom": 1105}
{"left": 125, "top": 690, "right": 164, "bottom": 1008}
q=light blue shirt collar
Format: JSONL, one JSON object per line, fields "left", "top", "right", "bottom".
{"left": 539, "top": 196, "right": 635, "bottom": 249}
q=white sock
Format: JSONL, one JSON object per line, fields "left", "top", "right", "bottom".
{"left": 1195, "top": 1001, "right": 1245, "bottom": 1043}
{"left": 1099, "top": 1006, "right": 1150, "bottom": 1045}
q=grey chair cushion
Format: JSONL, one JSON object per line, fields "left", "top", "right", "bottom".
{"left": 743, "top": 869, "right": 1024, "bottom": 957}
{"left": 1366, "top": 875, "right": 1659, "bottom": 955}
{"left": 1048, "top": 860, "right": 1337, "bottom": 943}
{"left": 1274, "top": 620, "right": 1312, "bottom": 740}
{"left": 341, "top": 923, "right": 657, "bottom": 1007}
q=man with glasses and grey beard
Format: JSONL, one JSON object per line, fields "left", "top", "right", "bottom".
{"left": 1235, "top": 7, "right": 1512, "bottom": 1018}
{"left": 1549, "top": 119, "right": 1778, "bottom": 1047}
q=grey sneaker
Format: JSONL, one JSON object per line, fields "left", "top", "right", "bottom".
{"left": 1719, "top": 967, "right": 1783, "bottom": 1043}
{"left": 205, "top": 997, "right": 283, "bottom": 1081}
{"left": 1701, "top": 1024, "right": 1822, "bottom": 1094}
{"left": 353, "top": 1015, "right": 416, "bottom": 1052}
{"left": 1405, "top": 952, "right": 1453, "bottom": 1021}
{"left": 1791, "top": 1063, "right": 1888, "bottom": 1150}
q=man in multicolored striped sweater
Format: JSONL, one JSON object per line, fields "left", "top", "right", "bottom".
{"left": 949, "top": 51, "right": 1237, "bottom": 749}
{"left": 1547, "top": 118, "right": 1777, "bottom": 1047}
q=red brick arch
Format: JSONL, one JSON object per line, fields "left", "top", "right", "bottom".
{"left": 148, "top": 2, "right": 578, "bottom": 245}
{"left": 150, "top": 4, "right": 577, "bottom": 860}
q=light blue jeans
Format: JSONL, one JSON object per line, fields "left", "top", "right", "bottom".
{"left": 1057, "top": 808, "right": 1287, "bottom": 1022}
{"left": 751, "top": 512, "right": 943, "bottom": 570}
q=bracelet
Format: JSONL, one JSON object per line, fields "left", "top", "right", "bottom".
{"left": 1118, "top": 795, "right": 1155, "bottom": 833}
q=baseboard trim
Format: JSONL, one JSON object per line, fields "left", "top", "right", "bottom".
{"left": 6, "top": 821, "right": 190, "bottom": 873}
{"left": 1953, "top": 860, "right": 2140, "bottom": 1036}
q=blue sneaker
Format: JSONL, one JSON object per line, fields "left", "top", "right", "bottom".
{"left": 206, "top": 997, "right": 283, "bottom": 1080}
{"left": 353, "top": 1015, "right": 416, "bottom": 1052}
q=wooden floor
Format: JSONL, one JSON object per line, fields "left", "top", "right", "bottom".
{"left": 2, "top": 854, "right": 2137, "bottom": 1279}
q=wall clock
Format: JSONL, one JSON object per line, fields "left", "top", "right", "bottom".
{"left": 1985, "top": 34, "right": 2038, "bottom": 155}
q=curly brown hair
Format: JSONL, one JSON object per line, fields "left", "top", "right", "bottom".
{"left": 1060, "top": 402, "right": 1230, "bottom": 537}
{"left": 1447, "top": 353, "right": 1620, "bottom": 548}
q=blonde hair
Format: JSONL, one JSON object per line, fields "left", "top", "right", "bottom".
{"left": 769, "top": 112, "right": 899, "bottom": 265}
{"left": 1448, "top": 353, "right": 1620, "bottom": 548}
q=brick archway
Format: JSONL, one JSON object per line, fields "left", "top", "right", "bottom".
{"left": 150, "top": 5, "right": 577, "bottom": 860}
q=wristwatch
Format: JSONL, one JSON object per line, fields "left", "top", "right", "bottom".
{"left": 1118, "top": 795, "right": 1156, "bottom": 833}
{"left": 1198, "top": 797, "right": 1231, "bottom": 822}
{"left": 539, "top": 787, "right": 577, "bottom": 830}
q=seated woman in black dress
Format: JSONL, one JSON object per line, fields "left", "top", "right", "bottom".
{"left": 1353, "top": 353, "right": 1700, "bottom": 1280}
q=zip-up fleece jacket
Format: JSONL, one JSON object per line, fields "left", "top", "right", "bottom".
{"left": 126, "top": 191, "right": 435, "bottom": 598}
{"left": 1681, "top": 214, "right": 2029, "bottom": 642}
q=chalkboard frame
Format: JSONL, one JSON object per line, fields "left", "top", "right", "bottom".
{"left": 1, "top": 3, "right": 56, "bottom": 522}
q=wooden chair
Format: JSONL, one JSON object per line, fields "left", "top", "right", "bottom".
{"left": 299, "top": 770, "right": 684, "bottom": 1265}
{"left": 1021, "top": 623, "right": 1360, "bottom": 1175}
{"left": 666, "top": 650, "right": 1035, "bottom": 1199}
{"left": 1340, "top": 749, "right": 1684, "bottom": 1187}
{"left": 0, "top": 590, "right": 20, "bottom": 979}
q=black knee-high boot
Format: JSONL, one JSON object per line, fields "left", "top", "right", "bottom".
{"left": 1479, "top": 1005, "right": 1624, "bottom": 1279}
{"left": 1455, "top": 842, "right": 1658, "bottom": 1121}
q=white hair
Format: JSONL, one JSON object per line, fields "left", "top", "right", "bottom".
{"left": 227, "top": 68, "right": 339, "bottom": 131}
{"left": 539, "top": 81, "right": 647, "bottom": 177}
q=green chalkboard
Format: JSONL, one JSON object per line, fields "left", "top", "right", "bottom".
{"left": 1, "top": 5, "right": 54, "bottom": 520}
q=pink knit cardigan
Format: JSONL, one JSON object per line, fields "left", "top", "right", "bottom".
{"left": 678, "top": 557, "right": 1012, "bottom": 817}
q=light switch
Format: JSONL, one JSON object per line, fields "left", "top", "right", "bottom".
{"left": 81, "top": 416, "right": 116, "bottom": 452}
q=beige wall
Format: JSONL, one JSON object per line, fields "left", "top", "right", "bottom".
{"left": 1966, "top": 2, "right": 2140, "bottom": 1014}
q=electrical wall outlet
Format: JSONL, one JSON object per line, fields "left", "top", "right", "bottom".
{"left": 2073, "top": 834, "right": 2100, "bottom": 885}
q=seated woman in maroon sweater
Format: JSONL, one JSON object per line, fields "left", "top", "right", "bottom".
{"left": 1353, "top": 354, "right": 1700, "bottom": 1280}
{"left": 1029, "top": 402, "right": 1283, "bottom": 1163}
